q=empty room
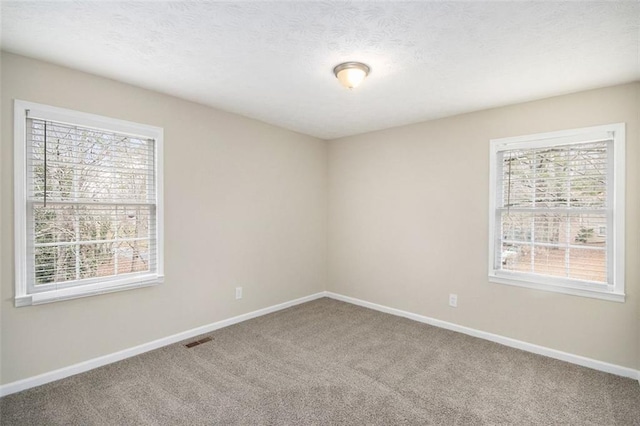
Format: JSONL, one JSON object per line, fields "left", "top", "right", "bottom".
{"left": 1, "top": 1, "right": 639, "bottom": 424}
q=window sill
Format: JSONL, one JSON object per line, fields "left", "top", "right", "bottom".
{"left": 489, "top": 273, "right": 625, "bottom": 303}
{"left": 15, "top": 275, "right": 164, "bottom": 307}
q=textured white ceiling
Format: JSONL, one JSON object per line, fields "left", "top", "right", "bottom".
{"left": 2, "top": 1, "right": 639, "bottom": 140}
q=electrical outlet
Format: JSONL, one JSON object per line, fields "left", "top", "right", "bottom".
{"left": 449, "top": 293, "right": 458, "bottom": 308}
{"left": 235, "top": 287, "right": 243, "bottom": 300}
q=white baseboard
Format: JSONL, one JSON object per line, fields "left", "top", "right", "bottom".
{"left": 0, "top": 292, "right": 326, "bottom": 397}
{"left": 325, "top": 292, "right": 640, "bottom": 382}
{"left": 2, "top": 290, "right": 638, "bottom": 397}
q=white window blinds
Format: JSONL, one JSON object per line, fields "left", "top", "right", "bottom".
{"left": 496, "top": 140, "right": 610, "bottom": 284}
{"left": 14, "top": 100, "right": 164, "bottom": 306}
{"left": 27, "top": 116, "right": 158, "bottom": 291}
{"left": 489, "top": 123, "right": 625, "bottom": 302}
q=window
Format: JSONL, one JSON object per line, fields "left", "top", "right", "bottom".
{"left": 597, "top": 225, "right": 606, "bottom": 237}
{"left": 14, "top": 100, "right": 164, "bottom": 306}
{"left": 488, "top": 124, "right": 625, "bottom": 302}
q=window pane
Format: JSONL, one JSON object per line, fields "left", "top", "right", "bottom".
{"left": 79, "top": 242, "right": 116, "bottom": 279}
{"left": 502, "top": 213, "right": 532, "bottom": 243}
{"left": 501, "top": 213, "right": 606, "bottom": 245}
{"left": 569, "top": 248, "right": 606, "bottom": 283}
{"left": 500, "top": 142, "right": 607, "bottom": 209}
{"left": 28, "top": 120, "right": 154, "bottom": 204}
{"left": 501, "top": 150, "right": 535, "bottom": 207}
{"left": 500, "top": 212, "right": 607, "bottom": 283}
{"left": 34, "top": 204, "right": 151, "bottom": 244}
{"left": 502, "top": 212, "right": 567, "bottom": 244}
{"left": 501, "top": 245, "right": 602, "bottom": 281}
{"left": 116, "top": 206, "right": 150, "bottom": 240}
{"left": 34, "top": 238, "right": 152, "bottom": 286}
{"left": 34, "top": 245, "right": 76, "bottom": 285}
{"left": 500, "top": 242, "right": 530, "bottom": 272}
{"left": 531, "top": 246, "right": 568, "bottom": 279}
{"left": 115, "top": 240, "right": 151, "bottom": 275}
{"left": 34, "top": 205, "right": 74, "bottom": 244}
{"left": 33, "top": 203, "right": 152, "bottom": 286}
{"left": 572, "top": 215, "right": 606, "bottom": 248}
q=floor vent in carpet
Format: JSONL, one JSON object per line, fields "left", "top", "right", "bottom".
{"left": 184, "top": 336, "right": 213, "bottom": 348}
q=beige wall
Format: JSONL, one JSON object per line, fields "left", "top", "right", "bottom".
{"left": 1, "top": 51, "right": 638, "bottom": 387}
{"left": 637, "top": 86, "right": 640, "bottom": 375}
{"left": 328, "top": 83, "right": 640, "bottom": 369}
{"left": 0, "top": 52, "right": 328, "bottom": 385}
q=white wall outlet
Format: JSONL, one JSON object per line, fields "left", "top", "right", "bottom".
{"left": 235, "top": 287, "right": 243, "bottom": 300}
{"left": 449, "top": 293, "right": 458, "bottom": 308}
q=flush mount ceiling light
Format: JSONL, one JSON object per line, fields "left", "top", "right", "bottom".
{"left": 333, "top": 62, "right": 370, "bottom": 90}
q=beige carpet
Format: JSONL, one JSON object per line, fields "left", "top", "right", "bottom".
{"left": 1, "top": 298, "right": 639, "bottom": 425}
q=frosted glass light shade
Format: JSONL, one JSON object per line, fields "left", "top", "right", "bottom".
{"left": 333, "top": 62, "right": 370, "bottom": 90}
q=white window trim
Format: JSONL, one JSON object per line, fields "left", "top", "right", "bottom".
{"left": 488, "top": 123, "right": 625, "bottom": 302}
{"left": 14, "top": 100, "right": 164, "bottom": 306}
